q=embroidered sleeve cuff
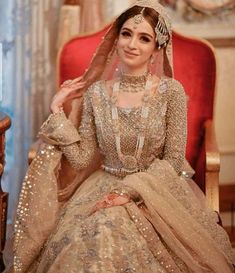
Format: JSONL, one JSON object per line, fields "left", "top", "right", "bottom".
{"left": 38, "top": 111, "right": 81, "bottom": 146}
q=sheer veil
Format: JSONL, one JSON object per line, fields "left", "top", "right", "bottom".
{"left": 67, "top": 0, "right": 174, "bottom": 125}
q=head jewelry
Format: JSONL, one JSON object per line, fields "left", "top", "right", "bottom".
{"left": 133, "top": 7, "right": 145, "bottom": 24}
{"left": 80, "top": 0, "right": 174, "bottom": 95}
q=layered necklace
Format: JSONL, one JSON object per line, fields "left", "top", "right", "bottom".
{"left": 111, "top": 72, "right": 152, "bottom": 172}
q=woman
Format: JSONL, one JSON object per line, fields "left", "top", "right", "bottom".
{"left": 5, "top": 0, "right": 235, "bottom": 272}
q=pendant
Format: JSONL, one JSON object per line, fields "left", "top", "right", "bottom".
{"left": 120, "top": 155, "right": 138, "bottom": 171}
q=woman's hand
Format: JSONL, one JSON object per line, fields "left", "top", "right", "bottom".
{"left": 91, "top": 193, "right": 130, "bottom": 214}
{"left": 50, "top": 76, "right": 86, "bottom": 113}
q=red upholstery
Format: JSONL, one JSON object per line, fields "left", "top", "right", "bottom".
{"left": 58, "top": 25, "right": 216, "bottom": 191}
{"left": 59, "top": 25, "right": 111, "bottom": 85}
{"left": 173, "top": 31, "right": 216, "bottom": 190}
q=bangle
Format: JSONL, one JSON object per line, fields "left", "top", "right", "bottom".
{"left": 110, "top": 188, "right": 131, "bottom": 199}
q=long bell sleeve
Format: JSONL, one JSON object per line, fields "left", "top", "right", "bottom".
{"left": 148, "top": 79, "right": 187, "bottom": 175}
{"left": 38, "top": 90, "right": 98, "bottom": 170}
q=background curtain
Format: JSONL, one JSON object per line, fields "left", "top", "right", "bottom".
{"left": 0, "top": 0, "right": 62, "bottom": 222}
{"left": 79, "top": 0, "right": 103, "bottom": 33}
{"left": 58, "top": 0, "right": 104, "bottom": 49}
{"left": 0, "top": 0, "right": 134, "bottom": 223}
{"left": 104, "top": 0, "right": 135, "bottom": 19}
{"left": 58, "top": 0, "right": 134, "bottom": 48}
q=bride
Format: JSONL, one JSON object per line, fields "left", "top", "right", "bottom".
{"left": 4, "top": 0, "right": 235, "bottom": 272}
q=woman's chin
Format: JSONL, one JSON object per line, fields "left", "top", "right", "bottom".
{"left": 120, "top": 62, "right": 147, "bottom": 73}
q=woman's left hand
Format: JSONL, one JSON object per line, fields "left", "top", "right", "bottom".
{"left": 50, "top": 76, "right": 86, "bottom": 113}
{"left": 91, "top": 193, "right": 130, "bottom": 214}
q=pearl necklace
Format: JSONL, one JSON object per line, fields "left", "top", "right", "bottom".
{"left": 111, "top": 74, "right": 152, "bottom": 172}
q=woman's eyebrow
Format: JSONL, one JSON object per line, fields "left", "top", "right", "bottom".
{"left": 121, "top": 27, "right": 154, "bottom": 39}
{"left": 139, "top": 32, "right": 154, "bottom": 39}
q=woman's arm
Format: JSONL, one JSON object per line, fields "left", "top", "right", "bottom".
{"left": 39, "top": 88, "right": 98, "bottom": 170}
{"left": 162, "top": 79, "right": 187, "bottom": 174}
{"left": 60, "top": 91, "right": 97, "bottom": 169}
{"left": 148, "top": 79, "right": 187, "bottom": 175}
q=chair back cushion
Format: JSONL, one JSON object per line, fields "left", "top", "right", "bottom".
{"left": 59, "top": 25, "right": 111, "bottom": 85}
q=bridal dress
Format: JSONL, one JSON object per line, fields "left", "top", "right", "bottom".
{"left": 6, "top": 77, "right": 234, "bottom": 273}
{"left": 4, "top": 0, "right": 235, "bottom": 271}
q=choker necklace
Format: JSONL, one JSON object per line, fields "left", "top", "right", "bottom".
{"left": 111, "top": 74, "right": 152, "bottom": 172}
{"left": 120, "top": 72, "right": 149, "bottom": 93}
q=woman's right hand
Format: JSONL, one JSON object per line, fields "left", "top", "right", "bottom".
{"left": 90, "top": 193, "right": 130, "bottom": 215}
{"left": 50, "top": 76, "right": 87, "bottom": 113}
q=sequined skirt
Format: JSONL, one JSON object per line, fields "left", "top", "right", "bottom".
{"left": 23, "top": 162, "right": 235, "bottom": 273}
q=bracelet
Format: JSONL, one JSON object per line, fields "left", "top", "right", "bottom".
{"left": 51, "top": 106, "right": 64, "bottom": 115}
{"left": 103, "top": 192, "right": 130, "bottom": 207}
{"left": 110, "top": 188, "right": 131, "bottom": 199}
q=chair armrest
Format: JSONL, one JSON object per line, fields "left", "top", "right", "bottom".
{"left": 205, "top": 119, "right": 220, "bottom": 172}
{"left": 204, "top": 119, "right": 220, "bottom": 212}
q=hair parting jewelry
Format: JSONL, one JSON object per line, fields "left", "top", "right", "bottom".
{"left": 131, "top": 8, "right": 169, "bottom": 49}
{"left": 133, "top": 7, "right": 145, "bottom": 24}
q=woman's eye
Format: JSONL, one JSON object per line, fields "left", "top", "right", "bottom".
{"left": 121, "top": 31, "right": 131, "bottom": 37}
{"left": 140, "top": 36, "right": 151, "bottom": 43}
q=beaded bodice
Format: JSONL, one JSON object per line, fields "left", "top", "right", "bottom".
{"left": 69, "top": 77, "right": 187, "bottom": 177}
{"left": 93, "top": 80, "right": 167, "bottom": 173}
{"left": 41, "top": 77, "right": 187, "bottom": 178}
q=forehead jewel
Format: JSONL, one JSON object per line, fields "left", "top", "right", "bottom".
{"left": 133, "top": 7, "right": 145, "bottom": 24}
{"left": 132, "top": 6, "right": 169, "bottom": 48}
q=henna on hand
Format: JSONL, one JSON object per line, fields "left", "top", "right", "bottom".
{"left": 90, "top": 193, "right": 130, "bottom": 214}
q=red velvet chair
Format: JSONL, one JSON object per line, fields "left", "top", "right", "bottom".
{"left": 56, "top": 24, "right": 219, "bottom": 211}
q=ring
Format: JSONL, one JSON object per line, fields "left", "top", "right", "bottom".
{"left": 63, "top": 79, "right": 73, "bottom": 85}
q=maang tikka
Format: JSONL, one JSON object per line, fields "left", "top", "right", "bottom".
{"left": 133, "top": 7, "right": 145, "bottom": 24}
{"left": 132, "top": 7, "right": 169, "bottom": 49}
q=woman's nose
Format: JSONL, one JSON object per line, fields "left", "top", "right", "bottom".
{"left": 128, "top": 37, "right": 137, "bottom": 49}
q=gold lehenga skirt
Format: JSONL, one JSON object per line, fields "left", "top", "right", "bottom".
{"left": 4, "top": 147, "right": 235, "bottom": 273}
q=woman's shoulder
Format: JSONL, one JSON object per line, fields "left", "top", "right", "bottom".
{"left": 158, "top": 77, "right": 186, "bottom": 100}
{"left": 90, "top": 79, "right": 115, "bottom": 98}
{"left": 161, "top": 77, "right": 185, "bottom": 92}
{"left": 83, "top": 80, "right": 106, "bottom": 100}
{"left": 86, "top": 80, "right": 103, "bottom": 93}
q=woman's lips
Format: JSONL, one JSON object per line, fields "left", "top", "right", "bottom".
{"left": 124, "top": 50, "right": 138, "bottom": 57}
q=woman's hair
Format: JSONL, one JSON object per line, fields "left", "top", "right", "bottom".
{"left": 114, "top": 5, "right": 166, "bottom": 49}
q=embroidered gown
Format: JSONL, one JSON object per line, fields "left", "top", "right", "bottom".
{"left": 9, "top": 77, "right": 235, "bottom": 273}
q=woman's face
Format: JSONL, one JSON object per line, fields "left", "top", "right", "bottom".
{"left": 116, "top": 16, "right": 156, "bottom": 74}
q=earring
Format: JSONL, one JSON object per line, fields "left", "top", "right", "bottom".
{"left": 116, "top": 47, "right": 119, "bottom": 56}
{"left": 150, "top": 55, "right": 155, "bottom": 65}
